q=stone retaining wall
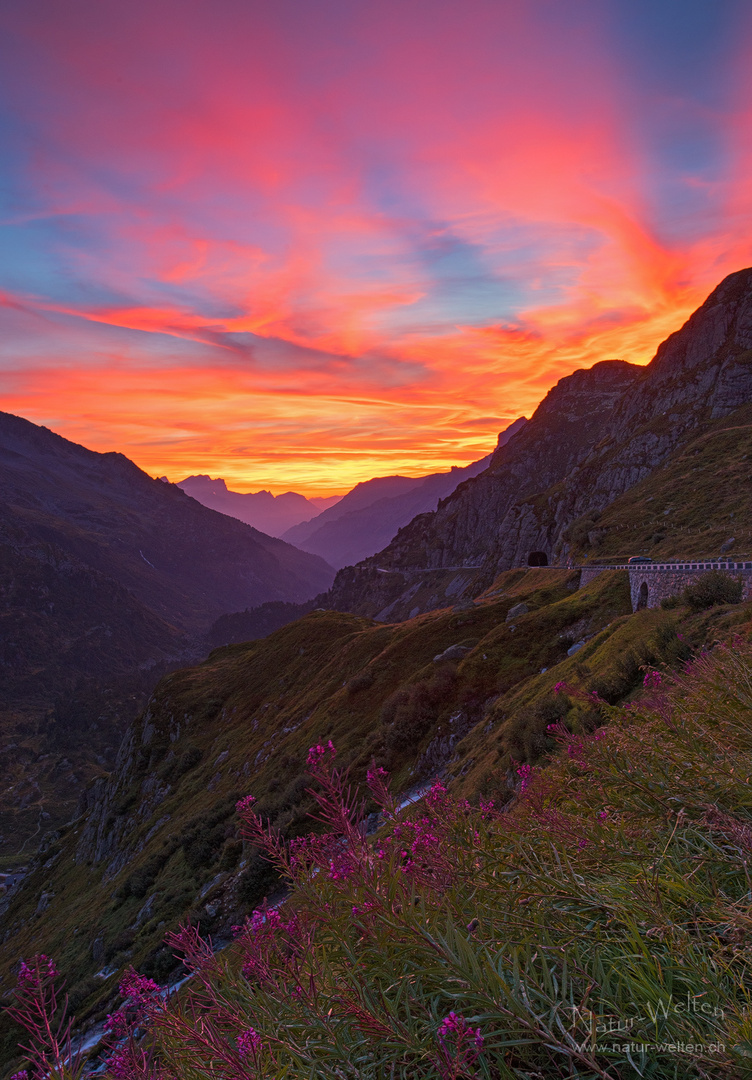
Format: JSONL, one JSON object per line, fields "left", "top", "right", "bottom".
{"left": 580, "top": 560, "right": 752, "bottom": 611}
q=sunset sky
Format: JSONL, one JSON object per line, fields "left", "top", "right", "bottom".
{"left": 1, "top": 0, "right": 752, "bottom": 494}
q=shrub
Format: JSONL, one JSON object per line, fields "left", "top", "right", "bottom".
{"left": 381, "top": 667, "right": 457, "bottom": 757}
{"left": 236, "top": 852, "right": 280, "bottom": 903}
{"left": 346, "top": 670, "right": 375, "bottom": 694}
{"left": 218, "top": 839, "right": 243, "bottom": 871}
{"left": 660, "top": 594, "right": 680, "bottom": 609}
{"left": 682, "top": 570, "right": 743, "bottom": 611}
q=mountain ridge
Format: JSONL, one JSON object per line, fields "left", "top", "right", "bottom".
{"left": 280, "top": 418, "right": 525, "bottom": 569}
{"left": 325, "top": 268, "right": 752, "bottom": 617}
{"left": 0, "top": 412, "right": 335, "bottom": 852}
{"left": 175, "top": 476, "right": 339, "bottom": 538}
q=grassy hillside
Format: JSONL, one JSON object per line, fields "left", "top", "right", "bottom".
{"left": 8, "top": 630, "right": 752, "bottom": 1077}
{"left": 4, "top": 560, "right": 752, "bottom": 1070}
{"left": 563, "top": 403, "right": 752, "bottom": 563}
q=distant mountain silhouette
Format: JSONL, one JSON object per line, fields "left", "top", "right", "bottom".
{"left": 280, "top": 418, "right": 526, "bottom": 568}
{"left": 176, "top": 476, "right": 340, "bottom": 537}
{"left": 0, "top": 412, "right": 335, "bottom": 849}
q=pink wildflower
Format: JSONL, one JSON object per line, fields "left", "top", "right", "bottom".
{"left": 237, "top": 1027, "right": 262, "bottom": 1056}
{"left": 119, "top": 969, "right": 160, "bottom": 1008}
{"left": 596, "top": 809, "right": 609, "bottom": 820}
{"left": 516, "top": 762, "right": 535, "bottom": 792}
{"left": 235, "top": 794, "right": 257, "bottom": 814}
{"left": 437, "top": 1012, "right": 484, "bottom": 1058}
{"left": 643, "top": 670, "right": 662, "bottom": 688}
{"left": 426, "top": 779, "right": 447, "bottom": 807}
{"left": 103, "top": 1010, "right": 129, "bottom": 1039}
{"left": 438, "top": 1011, "right": 462, "bottom": 1038}
{"left": 327, "top": 853, "right": 355, "bottom": 880}
{"left": 105, "top": 1046, "right": 131, "bottom": 1080}
{"left": 10, "top": 1071, "right": 29, "bottom": 1080}
{"left": 17, "top": 955, "right": 57, "bottom": 987}
{"left": 306, "top": 740, "right": 336, "bottom": 767}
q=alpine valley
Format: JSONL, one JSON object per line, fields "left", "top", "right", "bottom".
{"left": 3, "top": 268, "right": 752, "bottom": 1070}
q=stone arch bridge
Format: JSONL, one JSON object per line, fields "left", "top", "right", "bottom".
{"left": 579, "top": 559, "right": 752, "bottom": 612}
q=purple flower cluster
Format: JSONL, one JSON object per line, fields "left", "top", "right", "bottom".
{"left": 426, "top": 779, "right": 447, "bottom": 808}
{"left": 103, "top": 1010, "right": 129, "bottom": 1039}
{"left": 516, "top": 762, "right": 535, "bottom": 792}
{"left": 119, "top": 969, "right": 160, "bottom": 1008}
{"left": 235, "top": 794, "right": 257, "bottom": 815}
{"left": 9, "top": 1071, "right": 29, "bottom": 1080}
{"left": 104, "top": 1046, "right": 131, "bottom": 1080}
{"left": 643, "top": 669, "right": 663, "bottom": 688}
{"left": 237, "top": 1026, "right": 262, "bottom": 1056}
{"left": 327, "top": 852, "right": 356, "bottom": 880}
{"left": 17, "top": 955, "right": 57, "bottom": 987}
{"left": 307, "top": 739, "right": 336, "bottom": 767}
{"left": 437, "top": 1011, "right": 484, "bottom": 1058}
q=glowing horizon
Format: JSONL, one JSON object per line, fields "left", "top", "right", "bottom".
{"left": 1, "top": 0, "right": 752, "bottom": 495}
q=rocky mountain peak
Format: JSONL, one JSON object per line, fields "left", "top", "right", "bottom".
{"left": 325, "top": 267, "right": 752, "bottom": 616}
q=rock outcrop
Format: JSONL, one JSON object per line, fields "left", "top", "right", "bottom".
{"left": 326, "top": 267, "right": 752, "bottom": 616}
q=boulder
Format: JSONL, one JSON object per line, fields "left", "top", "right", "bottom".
{"left": 506, "top": 602, "right": 529, "bottom": 621}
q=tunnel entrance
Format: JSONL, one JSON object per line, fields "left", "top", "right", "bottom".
{"left": 528, "top": 551, "right": 548, "bottom": 567}
{"left": 637, "top": 581, "right": 649, "bottom": 610}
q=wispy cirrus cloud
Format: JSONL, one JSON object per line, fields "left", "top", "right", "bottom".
{"left": 0, "top": 0, "right": 751, "bottom": 492}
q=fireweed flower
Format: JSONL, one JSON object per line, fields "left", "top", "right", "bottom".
{"left": 105, "top": 1046, "right": 130, "bottom": 1080}
{"left": 9, "top": 1071, "right": 29, "bottom": 1080}
{"left": 103, "top": 1010, "right": 129, "bottom": 1039}
{"left": 17, "top": 955, "right": 57, "bottom": 986}
{"left": 119, "top": 969, "right": 160, "bottom": 1009}
{"left": 516, "top": 762, "right": 535, "bottom": 792}
{"left": 237, "top": 1027, "right": 262, "bottom": 1056}
{"left": 307, "top": 740, "right": 336, "bottom": 767}
{"left": 437, "top": 1012, "right": 484, "bottom": 1059}
{"left": 643, "top": 670, "right": 662, "bottom": 688}
{"left": 235, "top": 794, "right": 257, "bottom": 814}
{"left": 327, "top": 853, "right": 355, "bottom": 880}
{"left": 426, "top": 779, "right": 447, "bottom": 808}
{"left": 438, "top": 1011, "right": 461, "bottom": 1038}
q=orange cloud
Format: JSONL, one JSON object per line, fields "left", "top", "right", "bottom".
{"left": 1, "top": 1, "right": 752, "bottom": 494}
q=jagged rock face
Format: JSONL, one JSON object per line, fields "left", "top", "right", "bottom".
{"left": 327, "top": 267, "right": 752, "bottom": 614}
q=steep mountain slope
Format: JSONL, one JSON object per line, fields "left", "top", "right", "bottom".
{"left": 175, "top": 477, "right": 334, "bottom": 538}
{"left": 4, "top": 561, "right": 750, "bottom": 1056}
{"left": 280, "top": 420, "right": 525, "bottom": 569}
{"left": 326, "top": 268, "right": 752, "bottom": 616}
{"left": 0, "top": 413, "right": 335, "bottom": 851}
{"left": 561, "top": 402, "right": 752, "bottom": 563}
{"left": 0, "top": 413, "right": 335, "bottom": 630}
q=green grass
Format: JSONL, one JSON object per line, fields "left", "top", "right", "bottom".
{"left": 2, "top": 566, "right": 752, "bottom": 1073}
{"left": 564, "top": 403, "right": 752, "bottom": 563}
{"left": 146, "top": 639, "right": 752, "bottom": 1076}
